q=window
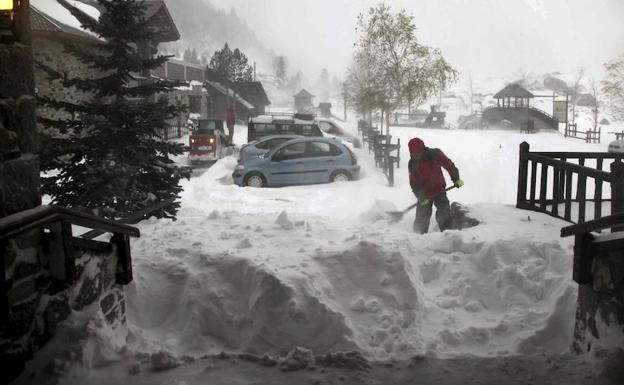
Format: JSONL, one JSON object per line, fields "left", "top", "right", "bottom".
{"left": 274, "top": 142, "right": 306, "bottom": 160}
{"left": 281, "top": 124, "right": 296, "bottom": 135}
{"left": 269, "top": 138, "right": 291, "bottom": 149}
{"left": 306, "top": 141, "right": 331, "bottom": 156}
{"left": 255, "top": 124, "right": 277, "bottom": 134}
{"left": 300, "top": 125, "right": 315, "bottom": 135}
{"left": 319, "top": 121, "right": 339, "bottom": 134}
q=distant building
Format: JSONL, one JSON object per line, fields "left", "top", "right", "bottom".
{"left": 294, "top": 89, "right": 314, "bottom": 113}
{"left": 482, "top": 83, "right": 558, "bottom": 130}
{"left": 203, "top": 76, "right": 254, "bottom": 122}
{"left": 318, "top": 102, "right": 332, "bottom": 118}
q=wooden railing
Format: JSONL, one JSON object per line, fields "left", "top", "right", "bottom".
{"left": 517, "top": 142, "right": 624, "bottom": 224}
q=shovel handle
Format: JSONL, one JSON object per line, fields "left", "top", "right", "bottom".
{"left": 407, "top": 185, "right": 457, "bottom": 212}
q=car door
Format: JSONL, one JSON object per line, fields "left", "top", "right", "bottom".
{"left": 301, "top": 141, "right": 341, "bottom": 183}
{"left": 268, "top": 142, "right": 307, "bottom": 186}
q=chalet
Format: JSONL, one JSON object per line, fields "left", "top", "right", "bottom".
{"left": 204, "top": 79, "right": 254, "bottom": 122}
{"left": 294, "top": 89, "right": 314, "bottom": 113}
{"left": 30, "top": 0, "right": 103, "bottom": 122}
{"left": 233, "top": 81, "right": 271, "bottom": 116}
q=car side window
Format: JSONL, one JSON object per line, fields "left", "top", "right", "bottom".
{"left": 255, "top": 124, "right": 277, "bottom": 135}
{"left": 306, "top": 141, "right": 333, "bottom": 157}
{"left": 270, "top": 138, "right": 290, "bottom": 148}
{"left": 255, "top": 140, "right": 269, "bottom": 150}
{"left": 274, "top": 142, "right": 306, "bottom": 161}
{"left": 319, "top": 121, "right": 339, "bottom": 135}
{"left": 281, "top": 124, "right": 297, "bottom": 135}
{"left": 300, "top": 125, "right": 317, "bottom": 136}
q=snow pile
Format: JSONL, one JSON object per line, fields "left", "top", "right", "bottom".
{"left": 38, "top": 118, "right": 616, "bottom": 375}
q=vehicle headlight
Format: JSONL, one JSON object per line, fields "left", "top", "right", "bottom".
{"left": 235, "top": 164, "right": 245, "bottom": 171}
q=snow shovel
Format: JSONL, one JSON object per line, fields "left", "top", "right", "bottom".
{"left": 386, "top": 185, "right": 457, "bottom": 222}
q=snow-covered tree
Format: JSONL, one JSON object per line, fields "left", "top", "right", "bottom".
{"left": 38, "top": 0, "right": 190, "bottom": 220}
{"left": 602, "top": 54, "right": 624, "bottom": 121}
{"left": 274, "top": 55, "right": 288, "bottom": 86}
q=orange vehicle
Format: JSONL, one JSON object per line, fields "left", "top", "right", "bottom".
{"left": 188, "top": 119, "right": 227, "bottom": 163}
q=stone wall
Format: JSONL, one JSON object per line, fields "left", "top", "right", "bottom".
{"left": 573, "top": 250, "right": 624, "bottom": 354}
{"left": 573, "top": 248, "right": 624, "bottom": 380}
{"left": 2, "top": 236, "right": 128, "bottom": 383}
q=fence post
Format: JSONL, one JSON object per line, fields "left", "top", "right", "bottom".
{"left": 610, "top": 159, "right": 624, "bottom": 232}
{"left": 388, "top": 150, "right": 394, "bottom": 187}
{"left": 517, "top": 142, "right": 530, "bottom": 209}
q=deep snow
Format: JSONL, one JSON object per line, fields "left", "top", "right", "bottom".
{"left": 18, "top": 115, "right": 623, "bottom": 384}
{"left": 121, "top": 121, "right": 609, "bottom": 363}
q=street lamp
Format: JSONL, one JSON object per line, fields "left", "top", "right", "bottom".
{"left": 0, "top": 0, "right": 16, "bottom": 41}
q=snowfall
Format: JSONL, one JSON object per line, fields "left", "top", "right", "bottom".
{"left": 15, "top": 110, "right": 624, "bottom": 384}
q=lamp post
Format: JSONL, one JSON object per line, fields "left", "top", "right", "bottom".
{"left": 0, "top": 0, "right": 15, "bottom": 43}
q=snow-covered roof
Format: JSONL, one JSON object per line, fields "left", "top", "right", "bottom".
{"left": 204, "top": 80, "right": 254, "bottom": 110}
{"left": 30, "top": 0, "right": 101, "bottom": 41}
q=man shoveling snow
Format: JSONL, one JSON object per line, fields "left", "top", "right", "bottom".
{"left": 408, "top": 137, "right": 463, "bottom": 234}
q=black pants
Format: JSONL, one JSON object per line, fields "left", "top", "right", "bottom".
{"left": 414, "top": 192, "right": 452, "bottom": 234}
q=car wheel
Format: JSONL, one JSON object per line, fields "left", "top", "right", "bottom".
{"left": 244, "top": 172, "right": 266, "bottom": 188}
{"left": 331, "top": 170, "right": 351, "bottom": 182}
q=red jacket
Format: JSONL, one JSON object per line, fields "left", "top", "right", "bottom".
{"left": 226, "top": 108, "right": 236, "bottom": 126}
{"left": 408, "top": 148, "right": 459, "bottom": 199}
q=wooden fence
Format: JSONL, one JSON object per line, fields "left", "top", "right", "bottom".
{"left": 358, "top": 120, "right": 401, "bottom": 186}
{"left": 565, "top": 123, "right": 601, "bottom": 143}
{"left": 517, "top": 142, "right": 624, "bottom": 224}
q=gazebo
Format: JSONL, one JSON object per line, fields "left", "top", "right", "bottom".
{"left": 494, "top": 83, "right": 534, "bottom": 108}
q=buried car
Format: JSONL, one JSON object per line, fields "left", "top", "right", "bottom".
{"left": 238, "top": 134, "right": 302, "bottom": 163}
{"left": 315, "top": 117, "right": 362, "bottom": 148}
{"left": 233, "top": 137, "right": 360, "bottom": 187}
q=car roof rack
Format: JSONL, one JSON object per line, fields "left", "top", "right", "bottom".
{"left": 253, "top": 111, "right": 317, "bottom": 122}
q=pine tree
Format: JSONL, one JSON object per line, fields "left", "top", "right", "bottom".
{"left": 38, "top": 0, "right": 190, "bottom": 220}
{"left": 208, "top": 43, "right": 253, "bottom": 83}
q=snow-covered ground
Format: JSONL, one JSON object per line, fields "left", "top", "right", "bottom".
{"left": 19, "top": 118, "right": 623, "bottom": 385}
{"left": 123, "top": 121, "right": 611, "bottom": 362}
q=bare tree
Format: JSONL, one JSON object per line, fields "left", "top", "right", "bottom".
{"left": 589, "top": 78, "right": 600, "bottom": 130}
{"left": 347, "top": 3, "right": 457, "bottom": 135}
{"left": 601, "top": 54, "right": 624, "bottom": 121}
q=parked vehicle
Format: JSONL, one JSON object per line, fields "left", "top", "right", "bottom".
{"left": 608, "top": 139, "right": 624, "bottom": 153}
{"left": 238, "top": 134, "right": 302, "bottom": 163}
{"left": 189, "top": 119, "right": 228, "bottom": 163}
{"left": 315, "top": 117, "right": 362, "bottom": 148}
{"left": 247, "top": 113, "right": 322, "bottom": 143}
{"left": 233, "top": 137, "right": 360, "bottom": 187}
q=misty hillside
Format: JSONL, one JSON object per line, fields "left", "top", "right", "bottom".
{"left": 162, "top": 0, "right": 274, "bottom": 69}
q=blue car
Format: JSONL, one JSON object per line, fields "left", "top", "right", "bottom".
{"left": 232, "top": 137, "right": 360, "bottom": 187}
{"left": 238, "top": 134, "right": 302, "bottom": 163}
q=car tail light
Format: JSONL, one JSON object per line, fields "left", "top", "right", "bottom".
{"left": 209, "top": 137, "right": 215, "bottom": 144}
{"left": 190, "top": 137, "right": 196, "bottom": 144}
{"left": 349, "top": 149, "right": 357, "bottom": 165}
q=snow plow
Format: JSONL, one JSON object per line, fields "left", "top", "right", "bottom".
{"left": 188, "top": 119, "right": 229, "bottom": 165}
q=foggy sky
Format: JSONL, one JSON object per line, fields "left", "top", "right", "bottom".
{"left": 207, "top": 0, "right": 624, "bottom": 82}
